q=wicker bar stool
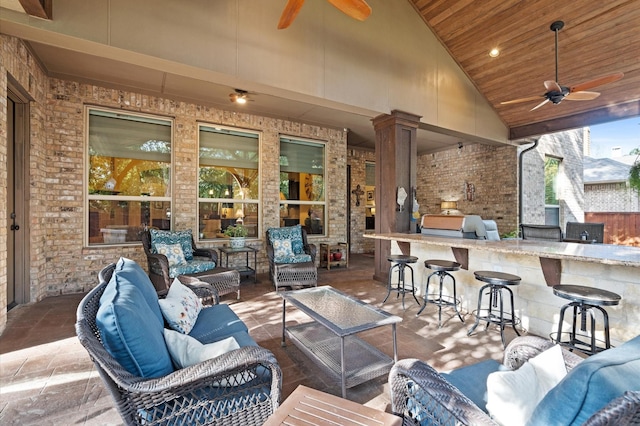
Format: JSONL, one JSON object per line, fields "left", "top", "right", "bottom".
{"left": 551, "top": 284, "right": 621, "bottom": 356}
{"left": 467, "top": 270, "right": 521, "bottom": 347}
{"left": 417, "top": 259, "right": 463, "bottom": 327}
{"left": 382, "top": 255, "right": 420, "bottom": 309}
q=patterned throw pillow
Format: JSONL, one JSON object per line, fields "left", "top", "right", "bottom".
{"left": 268, "top": 225, "right": 304, "bottom": 254}
{"left": 272, "top": 238, "right": 294, "bottom": 262}
{"left": 150, "top": 229, "right": 194, "bottom": 261}
{"left": 158, "top": 278, "right": 203, "bottom": 334}
{"left": 156, "top": 243, "right": 187, "bottom": 267}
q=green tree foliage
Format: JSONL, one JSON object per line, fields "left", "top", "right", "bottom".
{"left": 544, "top": 157, "right": 560, "bottom": 205}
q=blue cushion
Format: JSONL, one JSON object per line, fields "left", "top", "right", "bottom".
{"left": 268, "top": 225, "right": 304, "bottom": 255}
{"left": 168, "top": 260, "right": 216, "bottom": 278}
{"left": 112, "top": 257, "right": 163, "bottom": 325}
{"left": 274, "top": 253, "right": 312, "bottom": 264}
{"left": 529, "top": 335, "right": 640, "bottom": 426}
{"left": 97, "top": 266, "right": 174, "bottom": 378}
{"left": 229, "top": 330, "right": 259, "bottom": 347}
{"left": 442, "top": 359, "right": 503, "bottom": 412}
{"left": 150, "top": 229, "right": 194, "bottom": 261}
{"left": 189, "top": 304, "right": 249, "bottom": 344}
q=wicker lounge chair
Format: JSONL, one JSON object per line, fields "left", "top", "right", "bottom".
{"left": 266, "top": 225, "right": 317, "bottom": 291}
{"left": 142, "top": 229, "right": 218, "bottom": 292}
{"left": 389, "top": 335, "right": 640, "bottom": 426}
{"left": 76, "top": 262, "right": 282, "bottom": 425}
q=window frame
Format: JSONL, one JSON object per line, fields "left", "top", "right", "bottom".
{"left": 279, "top": 136, "right": 327, "bottom": 237}
{"left": 197, "top": 123, "right": 261, "bottom": 241}
{"left": 544, "top": 156, "right": 561, "bottom": 226}
{"left": 85, "top": 106, "right": 174, "bottom": 247}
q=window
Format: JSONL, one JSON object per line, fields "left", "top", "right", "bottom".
{"left": 198, "top": 125, "right": 260, "bottom": 240}
{"left": 279, "top": 137, "right": 325, "bottom": 235}
{"left": 544, "top": 156, "right": 560, "bottom": 226}
{"left": 87, "top": 108, "right": 172, "bottom": 246}
{"left": 365, "top": 161, "right": 375, "bottom": 230}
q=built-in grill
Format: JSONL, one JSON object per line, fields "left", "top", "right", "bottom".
{"left": 420, "top": 214, "right": 488, "bottom": 239}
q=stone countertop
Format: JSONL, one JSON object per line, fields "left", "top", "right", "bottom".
{"left": 364, "top": 233, "right": 640, "bottom": 268}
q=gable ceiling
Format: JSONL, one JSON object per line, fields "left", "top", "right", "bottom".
{"left": 2, "top": 0, "right": 639, "bottom": 151}
{"left": 409, "top": 0, "right": 640, "bottom": 139}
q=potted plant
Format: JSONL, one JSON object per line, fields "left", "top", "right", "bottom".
{"left": 224, "top": 224, "right": 248, "bottom": 248}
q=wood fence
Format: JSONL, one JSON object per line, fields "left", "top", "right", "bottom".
{"left": 585, "top": 212, "right": 640, "bottom": 247}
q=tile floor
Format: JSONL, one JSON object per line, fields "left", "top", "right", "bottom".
{"left": 0, "top": 254, "right": 522, "bottom": 425}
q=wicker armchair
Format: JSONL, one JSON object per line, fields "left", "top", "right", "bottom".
{"left": 142, "top": 229, "right": 218, "bottom": 292}
{"left": 266, "top": 226, "right": 318, "bottom": 291}
{"left": 389, "top": 336, "right": 640, "bottom": 426}
{"left": 76, "top": 263, "right": 282, "bottom": 425}
{"left": 520, "top": 224, "right": 563, "bottom": 242}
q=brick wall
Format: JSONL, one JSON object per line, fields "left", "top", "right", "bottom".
{"left": 520, "top": 129, "right": 585, "bottom": 227}
{"left": 0, "top": 35, "right": 347, "bottom": 335}
{"left": 417, "top": 143, "right": 519, "bottom": 237}
{"left": 347, "top": 149, "right": 376, "bottom": 253}
{"left": 586, "top": 183, "right": 640, "bottom": 212}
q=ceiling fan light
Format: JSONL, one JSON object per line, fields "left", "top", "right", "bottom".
{"left": 235, "top": 96, "right": 247, "bottom": 104}
{"left": 489, "top": 48, "right": 500, "bottom": 57}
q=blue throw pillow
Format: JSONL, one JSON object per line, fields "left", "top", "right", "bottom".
{"left": 528, "top": 335, "right": 640, "bottom": 425}
{"left": 112, "top": 257, "right": 163, "bottom": 325}
{"left": 268, "top": 225, "right": 304, "bottom": 255}
{"left": 150, "top": 229, "right": 194, "bottom": 261}
{"left": 97, "top": 261, "right": 174, "bottom": 378}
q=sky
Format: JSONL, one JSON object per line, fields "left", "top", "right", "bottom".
{"left": 588, "top": 116, "right": 640, "bottom": 158}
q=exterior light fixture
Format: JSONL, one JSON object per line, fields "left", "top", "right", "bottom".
{"left": 440, "top": 201, "right": 458, "bottom": 215}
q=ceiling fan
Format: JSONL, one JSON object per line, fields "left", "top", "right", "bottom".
{"left": 278, "top": 0, "right": 371, "bottom": 29}
{"left": 229, "top": 89, "right": 251, "bottom": 104}
{"left": 501, "top": 20, "right": 624, "bottom": 111}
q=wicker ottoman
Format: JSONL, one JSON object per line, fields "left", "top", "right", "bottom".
{"left": 178, "top": 268, "right": 241, "bottom": 301}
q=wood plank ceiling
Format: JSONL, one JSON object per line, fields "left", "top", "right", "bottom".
{"left": 409, "top": 0, "right": 640, "bottom": 139}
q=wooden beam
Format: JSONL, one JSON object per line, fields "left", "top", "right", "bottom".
{"left": 509, "top": 100, "right": 640, "bottom": 140}
{"left": 451, "top": 247, "right": 468, "bottom": 270}
{"left": 18, "top": 0, "right": 52, "bottom": 20}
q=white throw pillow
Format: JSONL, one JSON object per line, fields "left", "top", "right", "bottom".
{"left": 272, "top": 238, "right": 294, "bottom": 259}
{"left": 163, "top": 328, "right": 240, "bottom": 368}
{"left": 158, "top": 278, "right": 203, "bottom": 334}
{"left": 486, "top": 344, "right": 567, "bottom": 426}
{"left": 156, "top": 243, "right": 187, "bottom": 267}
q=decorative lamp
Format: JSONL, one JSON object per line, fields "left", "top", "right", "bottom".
{"left": 440, "top": 201, "right": 457, "bottom": 215}
{"left": 235, "top": 208, "right": 245, "bottom": 224}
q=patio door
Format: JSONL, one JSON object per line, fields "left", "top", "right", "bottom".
{"left": 7, "top": 84, "right": 30, "bottom": 309}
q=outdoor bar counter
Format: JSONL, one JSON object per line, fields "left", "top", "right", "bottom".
{"left": 365, "top": 233, "right": 640, "bottom": 346}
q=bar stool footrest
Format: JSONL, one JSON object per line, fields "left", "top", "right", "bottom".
{"left": 550, "top": 331, "right": 611, "bottom": 355}
{"left": 473, "top": 309, "right": 521, "bottom": 328}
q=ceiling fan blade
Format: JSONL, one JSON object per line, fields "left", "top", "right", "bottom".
{"left": 531, "top": 99, "right": 550, "bottom": 111}
{"left": 326, "top": 0, "right": 372, "bottom": 21}
{"left": 278, "top": 0, "right": 305, "bottom": 29}
{"left": 569, "top": 72, "right": 624, "bottom": 93}
{"left": 565, "top": 91, "right": 601, "bottom": 101}
{"left": 500, "top": 95, "right": 545, "bottom": 105}
{"left": 544, "top": 80, "right": 562, "bottom": 93}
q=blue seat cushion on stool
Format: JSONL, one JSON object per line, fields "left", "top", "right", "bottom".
{"left": 189, "top": 304, "right": 249, "bottom": 344}
{"left": 528, "top": 334, "right": 640, "bottom": 426}
{"left": 442, "top": 359, "right": 504, "bottom": 412}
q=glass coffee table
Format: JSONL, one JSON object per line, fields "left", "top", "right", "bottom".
{"left": 280, "top": 285, "right": 402, "bottom": 398}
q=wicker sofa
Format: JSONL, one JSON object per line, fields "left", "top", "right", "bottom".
{"left": 389, "top": 335, "right": 640, "bottom": 425}
{"left": 76, "top": 258, "right": 281, "bottom": 425}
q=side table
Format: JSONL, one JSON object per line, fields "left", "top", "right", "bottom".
{"left": 264, "top": 385, "right": 402, "bottom": 426}
{"left": 319, "top": 242, "right": 349, "bottom": 270}
{"left": 219, "top": 245, "right": 258, "bottom": 283}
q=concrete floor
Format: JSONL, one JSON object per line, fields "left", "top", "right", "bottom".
{"left": 0, "top": 254, "right": 521, "bottom": 425}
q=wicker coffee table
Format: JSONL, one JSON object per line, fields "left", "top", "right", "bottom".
{"left": 280, "top": 286, "right": 402, "bottom": 398}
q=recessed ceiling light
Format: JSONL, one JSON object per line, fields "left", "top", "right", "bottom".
{"left": 489, "top": 48, "right": 500, "bottom": 57}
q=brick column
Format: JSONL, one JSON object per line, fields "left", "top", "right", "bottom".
{"left": 372, "top": 110, "right": 420, "bottom": 283}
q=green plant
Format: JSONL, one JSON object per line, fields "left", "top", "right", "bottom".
{"left": 501, "top": 229, "right": 519, "bottom": 239}
{"left": 224, "top": 224, "right": 248, "bottom": 238}
{"left": 630, "top": 161, "right": 640, "bottom": 192}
